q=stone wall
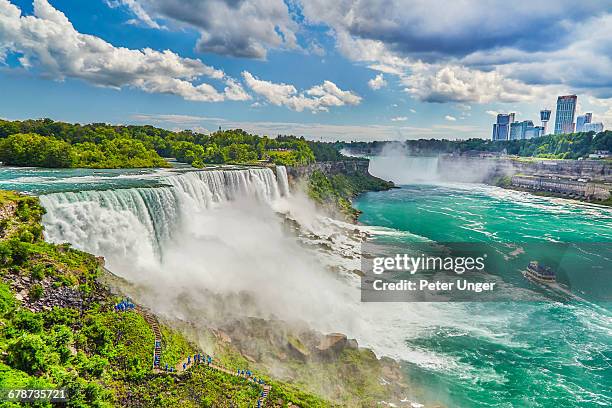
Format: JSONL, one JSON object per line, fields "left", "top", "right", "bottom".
{"left": 437, "top": 155, "right": 612, "bottom": 183}
{"left": 511, "top": 176, "right": 610, "bottom": 200}
{"left": 286, "top": 160, "right": 370, "bottom": 179}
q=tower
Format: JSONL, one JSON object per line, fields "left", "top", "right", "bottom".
{"left": 540, "top": 109, "right": 551, "bottom": 135}
{"left": 554, "top": 95, "right": 577, "bottom": 134}
{"left": 491, "top": 113, "right": 516, "bottom": 141}
{"left": 576, "top": 113, "right": 592, "bottom": 132}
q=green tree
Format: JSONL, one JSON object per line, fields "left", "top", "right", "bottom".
{"left": 0, "top": 133, "right": 75, "bottom": 167}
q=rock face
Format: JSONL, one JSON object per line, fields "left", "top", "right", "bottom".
{"left": 438, "top": 155, "right": 612, "bottom": 183}
{"left": 512, "top": 175, "right": 610, "bottom": 200}
{"left": 9, "top": 273, "right": 102, "bottom": 313}
{"left": 286, "top": 160, "right": 370, "bottom": 179}
{"left": 316, "top": 333, "right": 348, "bottom": 358}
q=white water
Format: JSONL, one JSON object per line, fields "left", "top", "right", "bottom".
{"left": 37, "top": 165, "right": 454, "bottom": 381}
{"left": 276, "top": 165, "right": 290, "bottom": 197}
{"left": 39, "top": 166, "right": 369, "bottom": 332}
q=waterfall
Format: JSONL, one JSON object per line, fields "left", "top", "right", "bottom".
{"left": 37, "top": 164, "right": 363, "bottom": 332}
{"left": 275, "top": 165, "right": 290, "bottom": 197}
{"left": 39, "top": 167, "right": 284, "bottom": 266}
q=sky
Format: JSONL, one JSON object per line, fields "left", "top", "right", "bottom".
{"left": 0, "top": 0, "right": 611, "bottom": 141}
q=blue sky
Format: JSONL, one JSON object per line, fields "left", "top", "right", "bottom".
{"left": 0, "top": 0, "right": 611, "bottom": 141}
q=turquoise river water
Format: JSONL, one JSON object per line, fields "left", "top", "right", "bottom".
{"left": 355, "top": 182, "right": 611, "bottom": 407}
{"left": 0, "top": 164, "right": 610, "bottom": 408}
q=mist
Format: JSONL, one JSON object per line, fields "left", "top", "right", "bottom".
{"left": 368, "top": 142, "right": 505, "bottom": 185}
{"left": 40, "top": 168, "right": 370, "bottom": 339}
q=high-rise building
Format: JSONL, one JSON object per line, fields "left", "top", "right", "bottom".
{"left": 492, "top": 113, "right": 515, "bottom": 141}
{"left": 576, "top": 112, "right": 592, "bottom": 132}
{"left": 510, "top": 120, "right": 535, "bottom": 140}
{"left": 554, "top": 95, "right": 577, "bottom": 134}
{"left": 525, "top": 126, "right": 544, "bottom": 139}
{"left": 540, "top": 109, "right": 551, "bottom": 135}
{"left": 583, "top": 122, "right": 604, "bottom": 133}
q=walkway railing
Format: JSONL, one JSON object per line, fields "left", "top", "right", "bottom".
{"left": 113, "top": 297, "right": 271, "bottom": 407}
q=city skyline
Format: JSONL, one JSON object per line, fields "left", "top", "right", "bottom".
{"left": 491, "top": 93, "right": 607, "bottom": 141}
{"left": 1, "top": 0, "right": 611, "bottom": 141}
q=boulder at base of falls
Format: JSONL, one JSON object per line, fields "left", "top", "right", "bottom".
{"left": 316, "top": 333, "right": 352, "bottom": 359}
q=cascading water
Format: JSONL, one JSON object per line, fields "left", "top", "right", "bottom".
{"left": 38, "top": 165, "right": 364, "bottom": 336}
{"left": 275, "top": 165, "right": 290, "bottom": 197}
{"left": 40, "top": 167, "right": 286, "bottom": 264}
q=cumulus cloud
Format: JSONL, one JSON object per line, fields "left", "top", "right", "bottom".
{"left": 445, "top": 115, "right": 457, "bottom": 121}
{"left": 299, "top": 0, "right": 612, "bottom": 105}
{"left": 391, "top": 116, "right": 407, "bottom": 122}
{"left": 403, "top": 63, "right": 539, "bottom": 104}
{"left": 105, "top": 0, "right": 161, "bottom": 29}
{"left": 301, "top": 0, "right": 607, "bottom": 60}
{"left": 109, "top": 0, "right": 298, "bottom": 59}
{"left": 0, "top": 0, "right": 250, "bottom": 102}
{"left": 368, "top": 73, "right": 387, "bottom": 90}
{"left": 242, "top": 71, "right": 361, "bottom": 112}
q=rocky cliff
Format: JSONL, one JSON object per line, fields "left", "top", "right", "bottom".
{"left": 286, "top": 159, "right": 371, "bottom": 179}
{"left": 438, "top": 155, "right": 612, "bottom": 182}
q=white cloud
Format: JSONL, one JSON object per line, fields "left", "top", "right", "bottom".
{"left": 308, "top": 40, "right": 326, "bottom": 57}
{"left": 110, "top": 0, "right": 298, "bottom": 59}
{"left": 242, "top": 71, "right": 361, "bottom": 112}
{"left": 299, "top": 1, "right": 612, "bottom": 105}
{"left": 445, "top": 115, "right": 457, "bottom": 121}
{"left": 409, "top": 108, "right": 416, "bottom": 113}
{"left": 486, "top": 110, "right": 499, "bottom": 116}
{"left": 105, "top": 0, "right": 161, "bottom": 29}
{"left": 368, "top": 73, "right": 387, "bottom": 90}
{"left": 391, "top": 116, "right": 407, "bottom": 122}
{"left": 0, "top": 0, "right": 250, "bottom": 102}
{"left": 403, "top": 63, "right": 540, "bottom": 104}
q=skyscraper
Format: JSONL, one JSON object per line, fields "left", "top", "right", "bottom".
{"left": 540, "top": 109, "right": 551, "bottom": 135}
{"left": 492, "top": 113, "right": 515, "bottom": 141}
{"left": 554, "top": 95, "right": 577, "bottom": 134}
{"left": 583, "top": 122, "right": 604, "bottom": 133}
{"left": 576, "top": 112, "right": 592, "bottom": 132}
{"left": 510, "top": 120, "right": 535, "bottom": 140}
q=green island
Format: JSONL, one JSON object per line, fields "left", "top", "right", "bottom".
{"left": 0, "top": 119, "right": 315, "bottom": 169}
{"left": 0, "top": 119, "right": 393, "bottom": 220}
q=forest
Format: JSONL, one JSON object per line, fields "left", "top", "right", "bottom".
{"left": 0, "top": 119, "right": 315, "bottom": 168}
{"left": 338, "top": 130, "right": 612, "bottom": 159}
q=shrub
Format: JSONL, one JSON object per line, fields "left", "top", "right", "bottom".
{"left": 29, "top": 284, "right": 44, "bottom": 301}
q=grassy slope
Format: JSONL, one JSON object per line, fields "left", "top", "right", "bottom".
{"left": 308, "top": 170, "right": 394, "bottom": 220}
{"left": 0, "top": 191, "right": 331, "bottom": 407}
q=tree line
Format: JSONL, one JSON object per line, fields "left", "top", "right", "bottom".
{"left": 337, "top": 130, "right": 612, "bottom": 159}
{"left": 0, "top": 119, "right": 316, "bottom": 168}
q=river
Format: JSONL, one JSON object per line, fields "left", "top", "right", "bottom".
{"left": 353, "top": 156, "right": 612, "bottom": 407}
{"left": 0, "top": 163, "right": 610, "bottom": 407}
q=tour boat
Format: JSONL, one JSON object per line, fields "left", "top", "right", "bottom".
{"left": 524, "top": 261, "right": 556, "bottom": 283}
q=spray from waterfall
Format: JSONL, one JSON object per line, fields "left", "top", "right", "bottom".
{"left": 39, "top": 167, "right": 361, "bottom": 333}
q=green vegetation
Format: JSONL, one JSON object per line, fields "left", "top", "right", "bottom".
{"left": 169, "top": 132, "right": 314, "bottom": 167}
{"left": 0, "top": 190, "right": 336, "bottom": 407}
{"left": 0, "top": 119, "right": 315, "bottom": 169}
{"left": 308, "top": 170, "right": 394, "bottom": 220}
{"left": 158, "top": 326, "right": 195, "bottom": 369}
{"left": 339, "top": 130, "right": 612, "bottom": 160}
{"left": 0, "top": 133, "right": 169, "bottom": 169}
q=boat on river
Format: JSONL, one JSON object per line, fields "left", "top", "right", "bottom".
{"left": 524, "top": 261, "right": 556, "bottom": 283}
